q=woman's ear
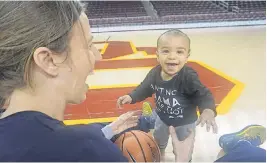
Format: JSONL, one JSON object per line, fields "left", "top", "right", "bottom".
{"left": 33, "top": 47, "right": 59, "bottom": 77}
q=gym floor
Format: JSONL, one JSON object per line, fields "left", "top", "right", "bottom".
{"left": 64, "top": 25, "right": 266, "bottom": 162}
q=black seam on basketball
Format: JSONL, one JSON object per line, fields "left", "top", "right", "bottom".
{"left": 130, "top": 131, "right": 147, "bottom": 162}
{"left": 139, "top": 131, "right": 161, "bottom": 161}
{"left": 121, "top": 133, "right": 126, "bottom": 152}
{"left": 126, "top": 148, "right": 137, "bottom": 162}
{"left": 147, "top": 142, "right": 157, "bottom": 162}
{"left": 139, "top": 131, "right": 159, "bottom": 149}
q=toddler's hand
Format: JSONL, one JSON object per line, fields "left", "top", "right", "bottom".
{"left": 117, "top": 95, "right": 132, "bottom": 109}
{"left": 196, "top": 109, "right": 218, "bottom": 133}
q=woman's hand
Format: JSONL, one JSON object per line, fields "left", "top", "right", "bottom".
{"left": 109, "top": 110, "right": 142, "bottom": 135}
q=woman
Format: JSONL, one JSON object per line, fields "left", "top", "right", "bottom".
{"left": 0, "top": 1, "right": 139, "bottom": 161}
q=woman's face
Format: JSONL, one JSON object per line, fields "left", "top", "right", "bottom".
{"left": 62, "top": 13, "right": 101, "bottom": 104}
{"left": 32, "top": 12, "right": 101, "bottom": 105}
{"left": 52, "top": 13, "right": 101, "bottom": 104}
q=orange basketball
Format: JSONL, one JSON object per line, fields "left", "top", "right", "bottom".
{"left": 114, "top": 130, "right": 161, "bottom": 162}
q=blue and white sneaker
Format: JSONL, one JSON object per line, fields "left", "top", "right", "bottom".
{"left": 219, "top": 124, "right": 266, "bottom": 152}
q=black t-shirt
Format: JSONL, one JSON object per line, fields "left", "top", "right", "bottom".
{"left": 0, "top": 111, "right": 127, "bottom": 162}
{"left": 129, "top": 65, "right": 216, "bottom": 127}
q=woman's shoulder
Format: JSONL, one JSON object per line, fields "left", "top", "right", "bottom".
{"left": 0, "top": 112, "right": 126, "bottom": 161}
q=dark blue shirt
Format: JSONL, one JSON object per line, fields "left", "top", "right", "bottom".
{"left": 0, "top": 111, "right": 127, "bottom": 162}
{"left": 129, "top": 65, "right": 216, "bottom": 127}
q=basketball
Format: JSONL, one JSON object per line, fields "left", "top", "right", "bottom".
{"left": 114, "top": 130, "right": 161, "bottom": 162}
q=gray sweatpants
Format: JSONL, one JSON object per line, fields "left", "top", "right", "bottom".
{"left": 153, "top": 115, "right": 196, "bottom": 152}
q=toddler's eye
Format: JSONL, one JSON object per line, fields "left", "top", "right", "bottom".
{"left": 177, "top": 50, "right": 184, "bottom": 54}
{"left": 162, "top": 50, "right": 169, "bottom": 53}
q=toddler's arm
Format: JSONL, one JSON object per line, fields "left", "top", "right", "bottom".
{"left": 185, "top": 69, "right": 216, "bottom": 115}
{"left": 128, "top": 67, "right": 156, "bottom": 104}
